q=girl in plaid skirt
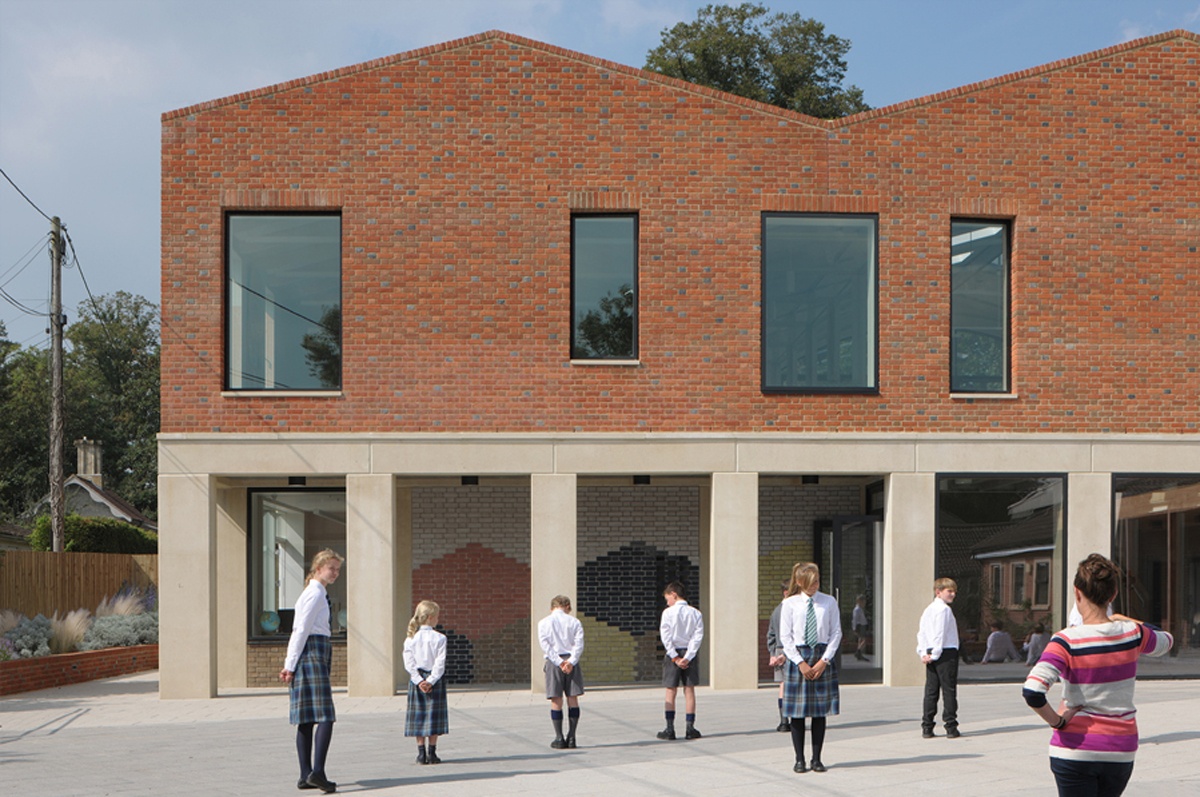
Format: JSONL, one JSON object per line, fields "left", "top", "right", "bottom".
{"left": 280, "top": 548, "right": 344, "bottom": 793}
{"left": 778, "top": 562, "right": 843, "bottom": 775}
{"left": 403, "top": 600, "right": 448, "bottom": 764}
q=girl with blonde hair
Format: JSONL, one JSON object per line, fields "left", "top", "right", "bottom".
{"left": 403, "top": 599, "right": 449, "bottom": 764}
{"left": 279, "top": 548, "right": 344, "bottom": 793}
{"left": 778, "top": 561, "right": 843, "bottom": 774}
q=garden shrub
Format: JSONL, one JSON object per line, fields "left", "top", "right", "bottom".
{"left": 81, "top": 611, "right": 158, "bottom": 650}
{"left": 3, "top": 614, "right": 53, "bottom": 658}
{"left": 0, "top": 637, "right": 15, "bottom": 662}
{"left": 30, "top": 514, "right": 157, "bottom": 553}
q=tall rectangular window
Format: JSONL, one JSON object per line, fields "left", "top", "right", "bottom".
{"left": 951, "top": 220, "right": 1009, "bottom": 392}
{"left": 226, "top": 213, "right": 341, "bottom": 390}
{"left": 1011, "top": 562, "right": 1026, "bottom": 606}
{"left": 762, "top": 214, "right": 877, "bottom": 391}
{"left": 571, "top": 214, "right": 637, "bottom": 359}
{"left": 1034, "top": 560, "right": 1051, "bottom": 607}
{"left": 991, "top": 564, "right": 1003, "bottom": 605}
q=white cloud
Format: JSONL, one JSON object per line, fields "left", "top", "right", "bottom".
{"left": 1118, "top": 19, "right": 1153, "bottom": 41}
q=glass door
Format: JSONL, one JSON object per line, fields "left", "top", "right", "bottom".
{"left": 819, "top": 515, "right": 883, "bottom": 684}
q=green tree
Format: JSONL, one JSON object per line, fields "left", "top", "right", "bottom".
{"left": 644, "top": 2, "right": 870, "bottom": 119}
{"left": 66, "top": 291, "right": 160, "bottom": 517}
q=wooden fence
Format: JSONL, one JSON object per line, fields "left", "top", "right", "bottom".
{"left": 0, "top": 550, "right": 158, "bottom": 617}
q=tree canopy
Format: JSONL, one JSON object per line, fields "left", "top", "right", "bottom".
{"left": 644, "top": 2, "right": 870, "bottom": 119}
{"left": 0, "top": 292, "right": 160, "bottom": 521}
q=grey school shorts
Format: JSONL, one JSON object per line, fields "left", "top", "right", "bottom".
{"left": 662, "top": 649, "right": 700, "bottom": 688}
{"left": 544, "top": 656, "right": 585, "bottom": 699}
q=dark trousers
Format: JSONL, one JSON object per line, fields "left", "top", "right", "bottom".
{"left": 922, "top": 648, "right": 958, "bottom": 731}
{"left": 1049, "top": 758, "right": 1134, "bottom": 797}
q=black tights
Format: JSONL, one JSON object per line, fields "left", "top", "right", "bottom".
{"left": 296, "top": 721, "right": 335, "bottom": 778}
{"left": 789, "top": 716, "right": 826, "bottom": 762}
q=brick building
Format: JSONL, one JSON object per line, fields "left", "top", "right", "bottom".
{"left": 159, "top": 30, "right": 1200, "bottom": 698}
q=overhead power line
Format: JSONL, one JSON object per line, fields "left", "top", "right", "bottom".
{"left": 0, "top": 166, "right": 52, "bottom": 221}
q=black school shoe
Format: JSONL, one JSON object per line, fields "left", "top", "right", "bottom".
{"left": 684, "top": 726, "right": 702, "bottom": 739}
{"left": 550, "top": 738, "right": 568, "bottom": 749}
{"left": 656, "top": 727, "right": 676, "bottom": 740}
{"left": 776, "top": 720, "right": 791, "bottom": 732}
{"left": 566, "top": 736, "right": 577, "bottom": 748}
{"left": 810, "top": 759, "right": 827, "bottom": 772}
{"left": 304, "top": 773, "right": 337, "bottom": 793}
{"left": 298, "top": 777, "right": 317, "bottom": 789}
{"left": 922, "top": 729, "right": 935, "bottom": 738}
{"left": 793, "top": 760, "right": 808, "bottom": 773}
{"left": 946, "top": 727, "right": 961, "bottom": 738}
{"left": 427, "top": 749, "right": 442, "bottom": 764}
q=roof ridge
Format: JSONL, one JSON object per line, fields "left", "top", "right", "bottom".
{"left": 162, "top": 29, "right": 829, "bottom": 129}
{"left": 837, "top": 28, "right": 1200, "bottom": 125}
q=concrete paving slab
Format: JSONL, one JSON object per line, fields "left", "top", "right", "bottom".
{"left": 2, "top": 673, "right": 1198, "bottom": 795}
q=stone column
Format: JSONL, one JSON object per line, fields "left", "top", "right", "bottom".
{"left": 884, "top": 472, "right": 936, "bottom": 687}
{"left": 346, "top": 474, "right": 398, "bottom": 696}
{"left": 215, "top": 483, "right": 247, "bottom": 688}
{"left": 1067, "top": 472, "right": 1113, "bottom": 605}
{"left": 158, "top": 472, "right": 217, "bottom": 698}
{"left": 530, "top": 473, "right": 576, "bottom": 690}
{"left": 708, "top": 472, "right": 759, "bottom": 689}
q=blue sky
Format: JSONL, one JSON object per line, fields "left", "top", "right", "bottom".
{"left": 2, "top": 0, "right": 1198, "bottom": 348}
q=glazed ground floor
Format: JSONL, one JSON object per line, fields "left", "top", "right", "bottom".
{"left": 156, "top": 432, "right": 1200, "bottom": 698}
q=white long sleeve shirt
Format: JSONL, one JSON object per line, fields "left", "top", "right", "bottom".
{"left": 403, "top": 625, "right": 447, "bottom": 685}
{"left": 283, "top": 579, "right": 331, "bottom": 673}
{"left": 537, "top": 608, "right": 585, "bottom": 666}
{"left": 659, "top": 599, "right": 704, "bottom": 661}
{"left": 916, "top": 596, "right": 959, "bottom": 661}
{"left": 778, "top": 591, "right": 843, "bottom": 664}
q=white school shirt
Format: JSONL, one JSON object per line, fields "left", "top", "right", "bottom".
{"left": 537, "top": 608, "right": 585, "bottom": 666}
{"left": 916, "top": 596, "right": 959, "bottom": 661}
{"left": 403, "top": 625, "right": 447, "bottom": 685}
{"left": 659, "top": 599, "right": 704, "bottom": 662}
{"left": 778, "top": 591, "right": 843, "bottom": 664}
{"left": 283, "top": 579, "right": 330, "bottom": 673}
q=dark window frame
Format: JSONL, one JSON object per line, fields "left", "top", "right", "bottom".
{"left": 949, "top": 218, "right": 1012, "bottom": 393}
{"left": 223, "top": 210, "right": 343, "bottom": 391}
{"left": 760, "top": 212, "right": 880, "bottom": 394}
{"left": 569, "top": 212, "right": 639, "bottom": 360}
{"left": 245, "top": 486, "right": 347, "bottom": 643}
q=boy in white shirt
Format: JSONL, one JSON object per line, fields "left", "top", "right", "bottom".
{"left": 657, "top": 581, "right": 704, "bottom": 740}
{"left": 917, "top": 577, "right": 960, "bottom": 738}
{"left": 537, "top": 595, "right": 585, "bottom": 749}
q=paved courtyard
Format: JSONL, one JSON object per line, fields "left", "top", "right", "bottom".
{"left": 2, "top": 672, "right": 1198, "bottom": 795}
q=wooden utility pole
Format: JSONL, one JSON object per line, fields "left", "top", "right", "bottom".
{"left": 49, "top": 216, "right": 65, "bottom": 552}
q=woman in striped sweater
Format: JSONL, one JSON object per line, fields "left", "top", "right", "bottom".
{"left": 1022, "top": 553, "right": 1173, "bottom": 796}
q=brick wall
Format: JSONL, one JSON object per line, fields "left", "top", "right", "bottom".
{"left": 0, "top": 645, "right": 158, "bottom": 696}
{"left": 248, "top": 641, "right": 347, "bottom": 688}
{"left": 161, "top": 31, "right": 1200, "bottom": 437}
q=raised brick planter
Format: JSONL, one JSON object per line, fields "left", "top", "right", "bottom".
{"left": 0, "top": 644, "right": 158, "bottom": 696}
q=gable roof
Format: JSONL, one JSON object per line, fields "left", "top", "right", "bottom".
{"left": 164, "top": 28, "right": 1199, "bottom": 128}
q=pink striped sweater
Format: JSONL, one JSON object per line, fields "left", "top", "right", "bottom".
{"left": 1022, "top": 620, "right": 1173, "bottom": 763}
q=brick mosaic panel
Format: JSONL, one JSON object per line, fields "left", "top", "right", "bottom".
{"left": 411, "top": 487, "right": 531, "bottom": 684}
{"left": 577, "top": 486, "right": 701, "bottom": 684}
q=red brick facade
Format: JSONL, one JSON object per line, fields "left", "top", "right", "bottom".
{"left": 161, "top": 30, "right": 1199, "bottom": 435}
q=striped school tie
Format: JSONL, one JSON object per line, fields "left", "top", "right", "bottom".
{"left": 805, "top": 598, "right": 817, "bottom": 646}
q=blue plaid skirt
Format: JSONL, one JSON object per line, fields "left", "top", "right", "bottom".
{"left": 405, "top": 669, "right": 449, "bottom": 737}
{"left": 289, "top": 634, "right": 336, "bottom": 725}
{"left": 782, "top": 643, "right": 839, "bottom": 719}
